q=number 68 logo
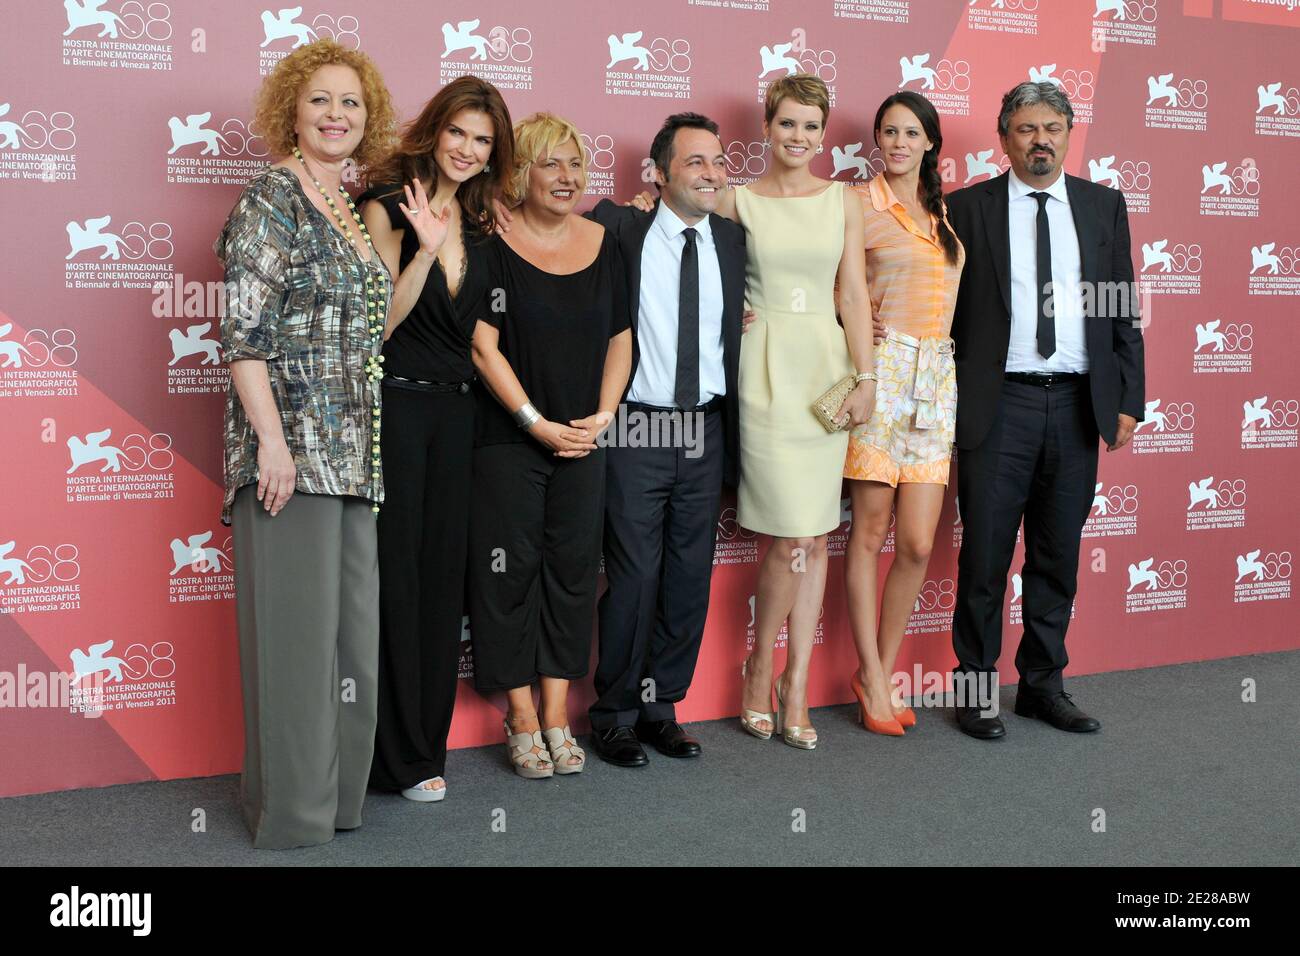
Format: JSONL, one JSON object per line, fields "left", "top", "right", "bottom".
{"left": 486, "top": 26, "right": 533, "bottom": 63}
{"left": 717, "top": 506, "right": 756, "bottom": 541}
{"left": 118, "top": 432, "right": 176, "bottom": 472}
{"left": 580, "top": 134, "right": 615, "bottom": 171}
{"left": 18, "top": 544, "right": 82, "bottom": 583}
{"left": 9, "top": 111, "right": 77, "bottom": 151}
{"left": 311, "top": 14, "right": 360, "bottom": 50}
{"left": 121, "top": 642, "right": 176, "bottom": 680}
{"left": 218, "top": 119, "right": 269, "bottom": 159}
{"left": 726, "top": 141, "right": 768, "bottom": 178}
{"left": 1155, "top": 560, "right": 1189, "bottom": 589}
{"left": 16, "top": 329, "right": 79, "bottom": 368}
{"left": 118, "top": 222, "right": 175, "bottom": 261}
{"left": 646, "top": 37, "right": 692, "bottom": 75}
{"left": 118, "top": 2, "right": 173, "bottom": 41}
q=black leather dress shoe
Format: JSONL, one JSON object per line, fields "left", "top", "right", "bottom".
{"left": 1014, "top": 690, "right": 1101, "bottom": 732}
{"left": 635, "top": 719, "right": 702, "bottom": 758}
{"left": 590, "top": 726, "right": 649, "bottom": 767}
{"left": 955, "top": 704, "right": 1006, "bottom": 740}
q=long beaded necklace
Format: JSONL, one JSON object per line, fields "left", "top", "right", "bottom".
{"left": 294, "top": 146, "right": 386, "bottom": 515}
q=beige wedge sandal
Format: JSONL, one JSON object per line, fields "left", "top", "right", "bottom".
{"left": 541, "top": 725, "right": 586, "bottom": 774}
{"left": 504, "top": 719, "right": 554, "bottom": 779}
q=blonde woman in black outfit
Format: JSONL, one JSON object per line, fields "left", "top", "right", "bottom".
{"left": 358, "top": 76, "right": 514, "bottom": 803}
{"left": 469, "top": 112, "right": 632, "bottom": 779}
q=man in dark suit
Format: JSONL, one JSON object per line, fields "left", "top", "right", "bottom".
{"left": 583, "top": 113, "right": 747, "bottom": 766}
{"left": 945, "top": 82, "right": 1145, "bottom": 739}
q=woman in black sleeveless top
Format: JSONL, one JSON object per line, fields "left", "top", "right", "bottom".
{"left": 358, "top": 76, "right": 514, "bottom": 803}
{"left": 469, "top": 112, "right": 632, "bottom": 779}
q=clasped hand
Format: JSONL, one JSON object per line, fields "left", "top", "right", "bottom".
{"left": 529, "top": 411, "right": 613, "bottom": 458}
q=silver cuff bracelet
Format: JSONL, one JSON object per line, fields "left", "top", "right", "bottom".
{"left": 513, "top": 401, "right": 541, "bottom": 430}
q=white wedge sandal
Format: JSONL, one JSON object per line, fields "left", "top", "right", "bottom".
{"left": 401, "top": 777, "right": 446, "bottom": 802}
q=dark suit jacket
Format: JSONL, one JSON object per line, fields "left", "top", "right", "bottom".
{"left": 945, "top": 172, "right": 1145, "bottom": 449}
{"left": 585, "top": 198, "right": 747, "bottom": 486}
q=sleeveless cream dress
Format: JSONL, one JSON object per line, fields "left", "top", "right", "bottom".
{"left": 734, "top": 181, "right": 854, "bottom": 537}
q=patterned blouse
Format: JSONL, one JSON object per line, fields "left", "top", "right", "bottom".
{"left": 852, "top": 174, "right": 965, "bottom": 339}
{"left": 216, "top": 166, "right": 391, "bottom": 524}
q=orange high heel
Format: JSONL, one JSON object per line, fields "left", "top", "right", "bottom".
{"left": 894, "top": 705, "right": 917, "bottom": 729}
{"left": 850, "top": 672, "right": 905, "bottom": 736}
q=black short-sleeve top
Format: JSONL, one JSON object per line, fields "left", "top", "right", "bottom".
{"left": 475, "top": 229, "right": 631, "bottom": 447}
{"left": 357, "top": 185, "right": 492, "bottom": 383}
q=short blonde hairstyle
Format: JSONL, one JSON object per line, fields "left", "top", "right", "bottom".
{"left": 509, "top": 112, "right": 587, "bottom": 204}
{"left": 764, "top": 73, "right": 831, "bottom": 126}
{"left": 253, "top": 39, "right": 397, "bottom": 169}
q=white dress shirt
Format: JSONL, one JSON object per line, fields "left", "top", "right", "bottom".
{"left": 1006, "top": 168, "right": 1089, "bottom": 373}
{"left": 626, "top": 200, "right": 726, "bottom": 406}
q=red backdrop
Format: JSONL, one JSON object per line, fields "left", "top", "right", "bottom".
{"left": 1, "top": 0, "right": 1297, "bottom": 796}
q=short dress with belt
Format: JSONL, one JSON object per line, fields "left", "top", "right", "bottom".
{"left": 844, "top": 174, "right": 965, "bottom": 486}
{"left": 734, "top": 180, "right": 854, "bottom": 538}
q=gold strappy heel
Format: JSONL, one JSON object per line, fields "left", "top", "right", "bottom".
{"left": 739, "top": 655, "right": 775, "bottom": 740}
{"left": 774, "top": 672, "right": 818, "bottom": 750}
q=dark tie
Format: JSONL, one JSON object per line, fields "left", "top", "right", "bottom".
{"left": 1031, "top": 191, "right": 1055, "bottom": 359}
{"left": 675, "top": 227, "right": 700, "bottom": 410}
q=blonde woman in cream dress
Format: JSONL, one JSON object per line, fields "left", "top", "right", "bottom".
{"left": 705, "top": 76, "right": 878, "bottom": 749}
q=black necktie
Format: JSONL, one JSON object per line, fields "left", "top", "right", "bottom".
{"left": 1030, "top": 191, "right": 1056, "bottom": 359}
{"left": 675, "top": 227, "right": 700, "bottom": 410}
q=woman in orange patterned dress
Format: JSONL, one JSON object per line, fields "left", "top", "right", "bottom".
{"left": 843, "top": 92, "right": 965, "bottom": 735}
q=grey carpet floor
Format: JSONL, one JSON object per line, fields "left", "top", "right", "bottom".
{"left": 2, "top": 652, "right": 1296, "bottom": 866}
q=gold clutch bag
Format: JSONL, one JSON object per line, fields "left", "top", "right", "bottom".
{"left": 812, "top": 374, "right": 858, "bottom": 433}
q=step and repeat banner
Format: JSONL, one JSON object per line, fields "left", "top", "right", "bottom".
{"left": 1, "top": 0, "right": 1297, "bottom": 796}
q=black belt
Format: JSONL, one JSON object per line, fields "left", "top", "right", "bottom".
{"left": 625, "top": 396, "right": 724, "bottom": 414}
{"left": 383, "top": 374, "right": 473, "bottom": 394}
{"left": 1004, "top": 371, "right": 1086, "bottom": 388}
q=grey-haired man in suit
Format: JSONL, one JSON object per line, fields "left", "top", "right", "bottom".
{"left": 945, "top": 83, "right": 1145, "bottom": 739}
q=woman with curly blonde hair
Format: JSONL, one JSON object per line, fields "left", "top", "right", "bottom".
{"left": 217, "top": 38, "right": 397, "bottom": 848}
{"left": 251, "top": 39, "right": 396, "bottom": 169}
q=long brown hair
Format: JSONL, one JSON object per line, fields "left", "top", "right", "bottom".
{"left": 873, "top": 91, "right": 960, "bottom": 266}
{"left": 365, "top": 75, "right": 514, "bottom": 236}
